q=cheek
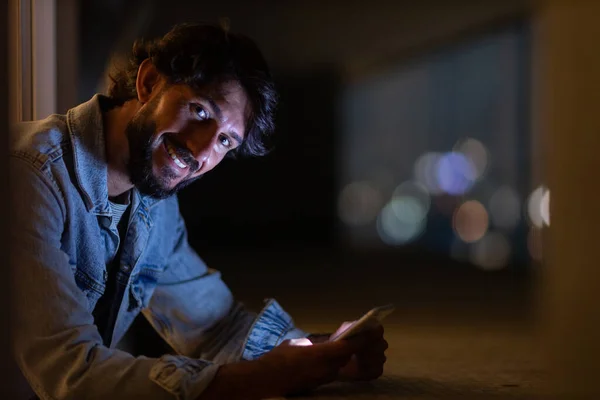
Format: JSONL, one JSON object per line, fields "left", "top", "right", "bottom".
{"left": 196, "top": 153, "right": 226, "bottom": 176}
{"left": 152, "top": 102, "right": 188, "bottom": 135}
{"left": 210, "top": 151, "right": 229, "bottom": 168}
{"left": 150, "top": 144, "right": 165, "bottom": 171}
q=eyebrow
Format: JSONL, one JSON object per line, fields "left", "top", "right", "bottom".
{"left": 201, "top": 95, "right": 244, "bottom": 146}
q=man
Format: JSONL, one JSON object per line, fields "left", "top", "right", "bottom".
{"left": 10, "top": 23, "right": 387, "bottom": 399}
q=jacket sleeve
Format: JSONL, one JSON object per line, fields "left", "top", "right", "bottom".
{"left": 142, "top": 202, "right": 308, "bottom": 365}
{"left": 10, "top": 156, "right": 218, "bottom": 400}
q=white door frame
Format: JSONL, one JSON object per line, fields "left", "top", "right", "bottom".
{"left": 9, "top": 0, "right": 56, "bottom": 123}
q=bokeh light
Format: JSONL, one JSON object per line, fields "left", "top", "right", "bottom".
{"left": 436, "top": 152, "right": 477, "bottom": 195}
{"left": 392, "top": 181, "right": 431, "bottom": 217}
{"left": 527, "top": 186, "right": 547, "bottom": 228}
{"left": 541, "top": 189, "right": 550, "bottom": 227}
{"left": 377, "top": 197, "right": 426, "bottom": 245}
{"left": 338, "top": 181, "right": 383, "bottom": 226}
{"left": 413, "top": 152, "right": 444, "bottom": 195}
{"left": 453, "top": 200, "right": 489, "bottom": 243}
{"left": 488, "top": 185, "right": 521, "bottom": 230}
{"left": 470, "top": 232, "right": 511, "bottom": 270}
{"left": 454, "top": 137, "right": 489, "bottom": 180}
{"left": 528, "top": 227, "right": 543, "bottom": 262}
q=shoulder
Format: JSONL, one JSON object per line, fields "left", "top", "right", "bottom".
{"left": 10, "top": 114, "right": 70, "bottom": 170}
{"left": 148, "top": 195, "right": 184, "bottom": 225}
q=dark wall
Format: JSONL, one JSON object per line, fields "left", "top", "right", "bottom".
{"left": 76, "top": 0, "right": 531, "bottom": 258}
{"left": 1, "top": 2, "right": 16, "bottom": 397}
{"left": 179, "top": 72, "right": 340, "bottom": 251}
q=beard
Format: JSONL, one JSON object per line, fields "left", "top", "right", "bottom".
{"left": 125, "top": 101, "right": 201, "bottom": 200}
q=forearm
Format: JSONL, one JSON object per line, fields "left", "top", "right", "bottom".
{"left": 13, "top": 274, "right": 220, "bottom": 400}
{"left": 16, "top": 341, "right": 202, "bottom": 400}
{"left": 198, "top": 360, "right": 279, "bottom": 400}
{"left": 145, "top": 296, "right": 257, "bottom": 364}
{"left": 11, "top": 233, "right": 218, "bottom": 399}
{"left": 145, "top": 222, "right": 259, "bottom": 364}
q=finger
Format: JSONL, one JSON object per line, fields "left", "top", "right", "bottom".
{"left": 317, "top": 335, "right": 370, "bottom": 362}
{"left": 354, "top": 337, "right": 388, "bottom": 358}
{"left": 356, "top": 356, "right": 386, "bottom": 380}
{"left": 354, "top": 338, "right": 387, "bottom": 366}
{"left": 364, "top": 338, "right": 388, "bottom": 353}
{"left": 348, "top": 364, "right": 385, "bottom": 382}
{"left": 364, "top": 322, "right": 384, "bottom": 339}
{"left": 341, "top": 330, "right": 373, "bottom": 351}
{"left": 363, "top": 364, "right": 385, "bottom": 380}
{"left": 360, "top": 353, "right": 387, "bottom": 365}
{"left": 356, "top": 352, "right": 384, "bottom": 366}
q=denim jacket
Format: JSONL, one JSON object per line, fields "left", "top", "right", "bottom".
{"left": 10, "top": 95, "right": 307, "bottom": 400}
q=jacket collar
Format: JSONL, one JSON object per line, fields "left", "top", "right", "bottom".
{"left": 66, "top": 94, "right": 161, "bottom": 214}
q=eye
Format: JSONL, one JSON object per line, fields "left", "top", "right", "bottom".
{"left": 192, "top": 104, "right": 209, "bottom": 121}
{"left": 219, "top": 135, "right": 232, "bottom": 149}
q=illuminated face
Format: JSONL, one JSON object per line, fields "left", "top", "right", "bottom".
{"left": 125, "top": 81, "right": 249, "bottom": 199}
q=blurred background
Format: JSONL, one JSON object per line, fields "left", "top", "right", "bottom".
{"left": 74, "top": 1, "right": 549, "bottom": 270}
{"left": 76, "top": 1, "right": 543, "bottom": 269}
{"left": 8, "top": 0, "right": 600, "bottom": 398}
{"left": 73, "top": 1, "right": 546, "bottom": 273}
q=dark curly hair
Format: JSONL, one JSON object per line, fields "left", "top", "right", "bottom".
{"left": 107, "top": 22, "right": 278, "bottom": 157}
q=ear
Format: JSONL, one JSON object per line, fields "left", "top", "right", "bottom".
{"left": 136, "top": 58, "right": 162, "bottom": 104}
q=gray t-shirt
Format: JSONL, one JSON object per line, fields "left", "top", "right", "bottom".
{"left": 93, "top": 193, "right": 131, "bottom": 345}
{"left": 109, "top": 198, "right": 130, "bottom": 231}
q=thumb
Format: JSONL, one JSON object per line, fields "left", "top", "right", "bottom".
{"left": 318, "top": 334, "right": 368, "bottom": 357}
{"left": 341, "top": 331, "right": 371, "bottom": 350}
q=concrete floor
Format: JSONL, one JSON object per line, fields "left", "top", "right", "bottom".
{"left": 206, "top": 249, "right": 548, "bottom": 399}
{"left": 289, "top": 322, "right": 545, "bottom": 399}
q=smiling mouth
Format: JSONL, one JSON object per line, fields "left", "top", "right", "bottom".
{"left": 164, "top": 137, "right": 188, "bottom": 169}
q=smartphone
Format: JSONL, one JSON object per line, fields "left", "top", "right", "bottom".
{"left": 329, "top": 304, "right": 395, "bottom": 342}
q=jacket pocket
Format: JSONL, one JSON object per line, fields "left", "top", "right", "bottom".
{"left": 73, "top": 268, "right": 106, "bottom": 312}
{"left": 128, "top": 263, "right": 165, "bottom": 311}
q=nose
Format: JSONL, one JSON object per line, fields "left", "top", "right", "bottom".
{"left": 186, "top": 123, "right": 219, "bottom": 168}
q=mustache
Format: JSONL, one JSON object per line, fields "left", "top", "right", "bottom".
{"left": 166, "top": 135, "right": 200, "bottom": 172}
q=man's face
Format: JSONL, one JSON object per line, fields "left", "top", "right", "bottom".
{"left": 126, "top": 80, "right": 250, "bottom": 199}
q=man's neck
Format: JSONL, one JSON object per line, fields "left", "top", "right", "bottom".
{"left": 108, "top": 190, "right": 131, "bottom": 205}
{"left": 103, "top": 99, "right": 139, "bottom": 198}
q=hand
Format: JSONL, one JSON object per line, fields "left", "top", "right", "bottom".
{"left": 199, "top": 335, "right": 370, "bottom": 400}
{"left": 256, "top": 335, "right": 367, "bottom": 395}
{"left": 334, "top": 322, "right": 388, "bottom": 381}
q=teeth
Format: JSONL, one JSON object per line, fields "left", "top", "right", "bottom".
{"left": 173, "top": 156, "right": 186, "bottom": 169}
{"left": 166, "top": 141, "right": 187, "bottom": 169}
